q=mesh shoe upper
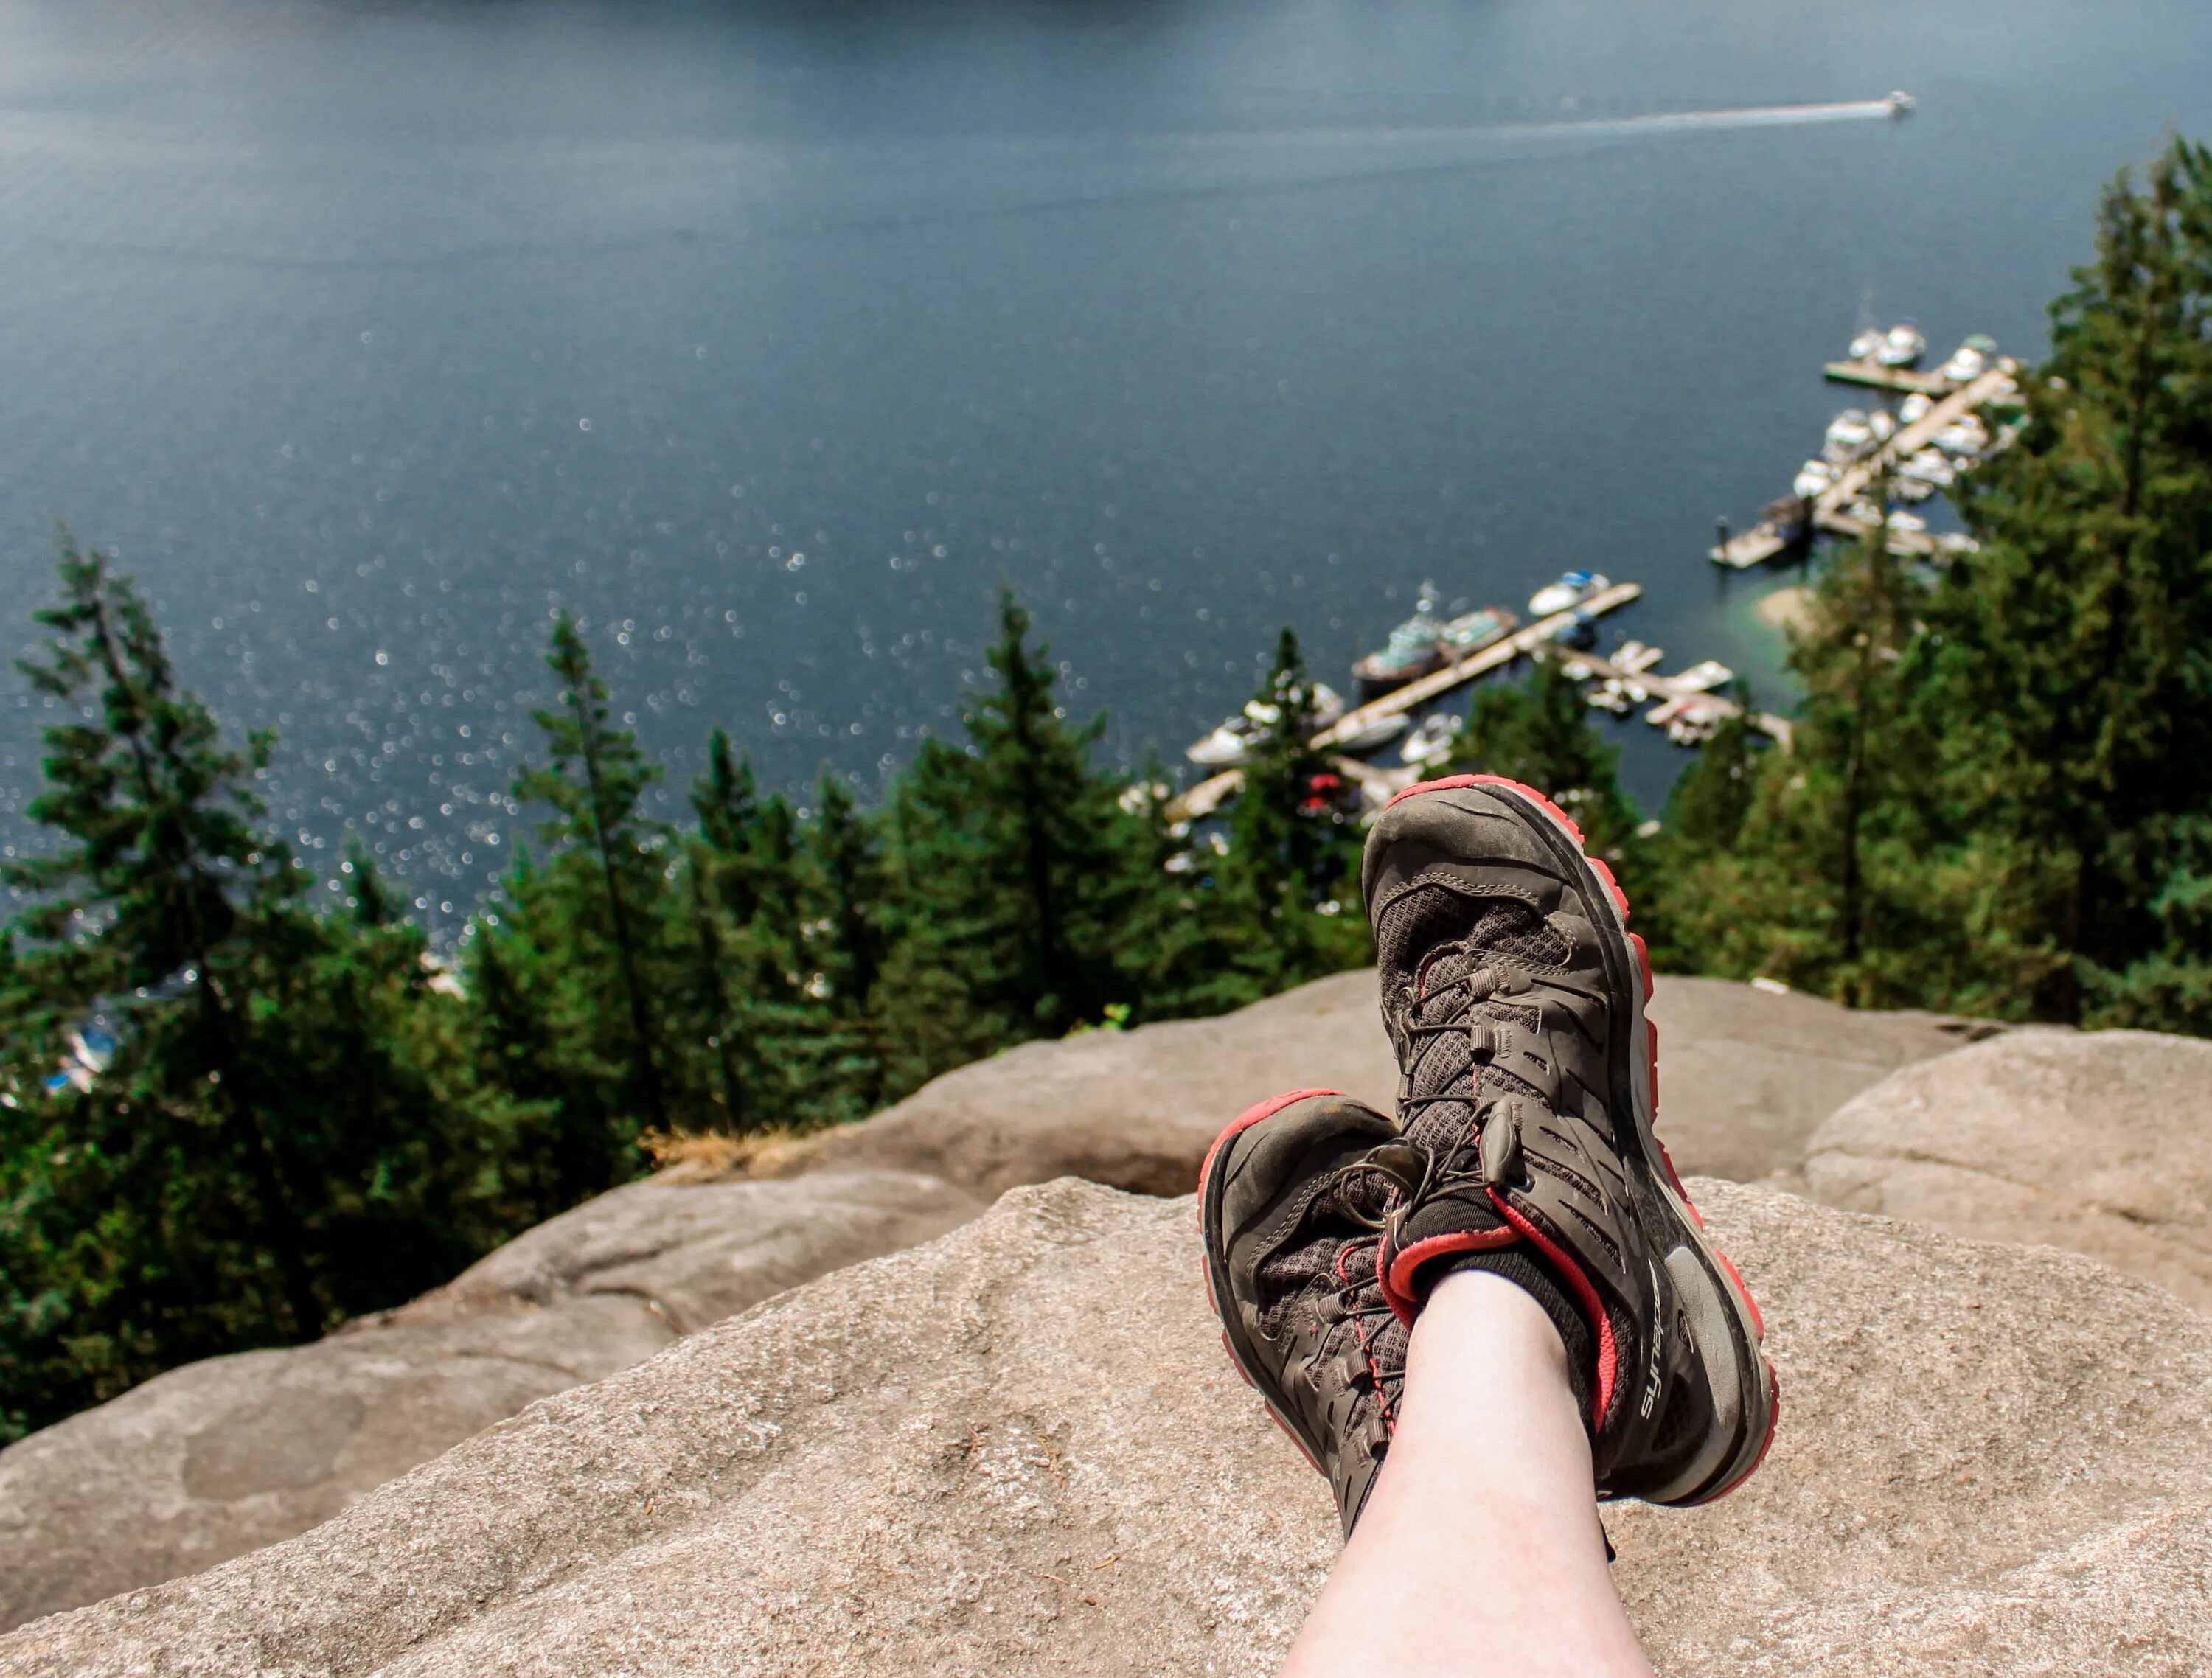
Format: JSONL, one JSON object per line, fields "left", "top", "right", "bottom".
{"left": 1200, "top": 1090, "right": 1409, "bottom": 1533}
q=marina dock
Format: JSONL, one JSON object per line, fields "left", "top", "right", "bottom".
{"left": 1824, "top": 358, "right": 2028, "bottom": 405}
{"left": 1711, "top": 361, "right": 2019, "bottom": 569}
{"left": 1167, "top": 581, "right": 1643, "bottom": 821}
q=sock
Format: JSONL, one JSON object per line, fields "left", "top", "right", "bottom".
{"left": 1433, "top": 1247, "right": 1597, "bottom": 1429}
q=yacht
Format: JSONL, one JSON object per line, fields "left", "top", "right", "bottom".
{"left": 1440, "top": 605, "right": 1519, "bottom": 655}
{"left": 1352, "top": 590, "right": 1448, "bottom": 692}
{"left": 1399, "top": 711, "right": 1464, "bottom": 767}
{"left": 1847, "top": 327, "right": 1883, "bottom": 363}
{"left": 1886, "top": 509, "right": 1929, "bottom": 535}
{"left": 1877, "top": 323, "right": 1927, "bottom": 368}
{"left": 1890, "top": 473, "right": 1936, "bottom": 505}
{"left": 1528, "top": 569, "right": 1611, "bottom": 618}
{"left": 1899, "top": 391, "right": 1935, "bottom": 425}
{"left": 1868, "top": 409, "right": 1899, "bottom": 445}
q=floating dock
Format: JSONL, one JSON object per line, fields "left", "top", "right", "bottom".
{"left": 1711, "top": 361, "right": 2019, "bottom": 569}
{"left": 1167, "top": 580, "right": 1643, "bottom": 821}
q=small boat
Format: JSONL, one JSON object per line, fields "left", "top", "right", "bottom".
{"left": 1886, "top": 509, "right": 1929, "bottom": 534}
{"left": 1613, "top": 640, "right": 1665, "bottom": 677}
{"left": 1891, "top": 473, "right": 1936, "bottom": 504}
{"left": 1885, "top": 90, "right": 1916, "bottom": 117}
{"left": 1877, "top": 323, "right": 1927, "bottom": 369}
{"left": 1933, "top": 417, "right": 1989, "bottom": 459}
{"left": 1335, "top": 711, "right": 1412, "bottom": 756}
{"left": 1671, "top": 658, "right": 1735, "bottom": 694}
{"left": 1548, "top": 609, "right": 1599, "bottom": 650}
{"left": 1792, "top": 459, "right": 1839, "bottom": 500}
{"left": 1352, "top": 590, "right": 1449, "bottom": 692}
{"left": 1528, "top": 569, "right": 1611, "bottom": 618}
{"left": 1899, "top": 448, "right": 1955, "bottom": 489}
{"left": 1868, "top": 408, "right": 1899, "bottom": 444}
{"left": 1898, "top": 391, "right": 1935, "bottom": 425}
{"left": 1587, "top": 680, "right": 1635, "bottom": 715}
{"left": 1935, "top": 532, "right": 1980, "bottom": 557}
{"left": 1440, "top": 605, "right": 1519, "bottom": 655}
{"left": 1399, "top": 711, "right": 1463, "bottom": 767}
{"left": 1824, "top": 409, "right": 1874, "bottom": 459}
{"left": 1836, "top": 496, "right": 1882, "bottom": 526}
{"left": 1848, "top": 327, "right": 1883, "bottom": 363}
{"left": 1185, "top": 683, "right": 1348, "bottom": 765}
{"left": 1937, "top": 342, "right": 1988, "bottom": 383}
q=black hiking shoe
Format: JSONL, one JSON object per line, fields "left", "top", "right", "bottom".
{"left": 1199, "top": 1088, "right": 1412, "bottom": 1533}
{"left": 1360, "top": 773, "right": 1780, "bottom": 1506}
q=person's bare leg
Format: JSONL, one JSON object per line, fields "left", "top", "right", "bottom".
{"left": 1283, "top": 1268, "right": 1655, "bottom": 1678}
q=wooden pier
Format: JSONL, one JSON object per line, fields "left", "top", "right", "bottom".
{"left": 1167, "top": 580, "right": 1644, "bottom": 821}
{"left": 1825, "top": 356, "right": 2026, "bottom": 405}
{"left": 1711, "top": 361, "right": 2019, "bottom": 570}
{"left": 1563, "top": 650, "right": 1795, "bottom": 748}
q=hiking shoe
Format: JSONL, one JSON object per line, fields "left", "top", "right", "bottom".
{"left": 1360, "top": 773, "right": 1779, "bottom": 1506}
{"left": 1199, "top": 1088, "right": 1413, "bottom": 1533}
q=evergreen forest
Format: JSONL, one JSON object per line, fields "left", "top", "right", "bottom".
{"left": 4, "top": 137, "right": 2210, "bottom": 1443}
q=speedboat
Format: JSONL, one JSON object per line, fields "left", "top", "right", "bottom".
{"left": 1528, "top": 569, "right": 1610, "bottom": 618}
{"left": 1899, "top": 391, "right": 1935, "bottom": 425}
{"left": 1334, "top": 710, "right": 1411, "bottom": 756}
{"left": 1877, "top": 323, "right": 1927, "bottom": 369}
{"left": 1186, "top": 684, "right": 1347, "bottom": 765}
{"left": 1440, "top": 605, "right": 1519, "bottom": 655}
{"left": 1793, "top": 459, "right": 1839, "bottom": 500}
{"left": 1352, "top": 591, "right": 1449, "bottom": 692}
{"left": 1399, "top": 711, "right": 1463, "bottom": 767}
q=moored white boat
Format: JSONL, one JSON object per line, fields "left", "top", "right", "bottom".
{"left": 1876, "top": 322, "right": 1927, "bottom": 368}
{"left": 1793, "top": 458, "right": 1839, "bottom": 499}
{"left": 1528, "top": 569, "right": 1610, "bottom": 618}
{"left": 1399, "top": 711, "right": 1463, "bottom": 767}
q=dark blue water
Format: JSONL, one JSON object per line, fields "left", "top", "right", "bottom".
{"left": 4, "top": 0, "right": 2208, "bottom": 932}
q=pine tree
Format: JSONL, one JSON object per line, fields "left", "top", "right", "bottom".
{"left": 510, "top": 615, "right": 672, "bottom": 1132}
{"left": 1214, "top": 628, "right": 1367, "bottom": 993}
{"left": 0, "top": 536, "right": 507, "bottom": 1437}
{"left": 1924, "top": 136, "right": 2212, "bottom": 1026}
{"left": 877, "top": 592, "right": 1151, "bottom": 1084}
